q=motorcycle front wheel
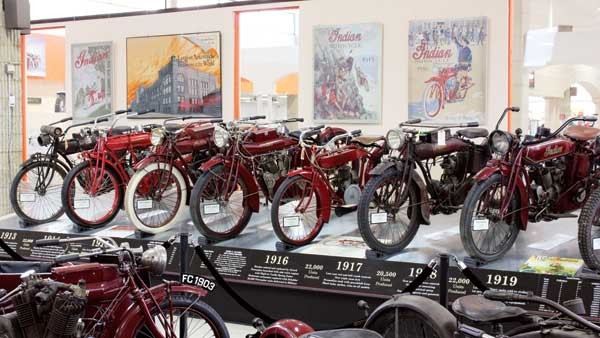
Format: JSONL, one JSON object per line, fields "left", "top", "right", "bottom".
{"left": 10, "top": 161, "right": 66, "bottom": 225}
{"left": 125, "top": 163, "right": 187, "bottom": 234}
{"left": 271, "top": 175, "right": 325, "bottom": 246}
{"left": 460, "top": 173, "right": 520, "bottom": 262}
{"left": 132, "top": 294, "right": 229, "bottom": 338}
{"left": 190, "top": 164, "right": 252, "bottom": 241}
{"left": 422, "top": 82, "right": 443, "bottom": 118}
{"left": 357, "top": 169, "right": 420, "bottom": 254}
{"left": 62, "top": 160, "right": 123, "bottom": 228}
{"left": 578, "top": 189, "right": 600, "bottom": 270}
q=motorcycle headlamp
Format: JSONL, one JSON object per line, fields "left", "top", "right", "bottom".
{"left": 489, "top": 131, "right": 512, "bottom": 155}
{"left": 141, "top": 245, "right": 167, "bottom": 276}
{"left": 150, "top": 128, "right": 165, "bottom": 146}
{"left": 386, "top": 129, "right": 405, "bottom": 150}
{"left": 213, "top": 125, "right": 230, "bottom": 148}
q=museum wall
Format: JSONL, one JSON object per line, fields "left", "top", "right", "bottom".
{"left": 39, "top": 0, "right": 508, "bottom": 134}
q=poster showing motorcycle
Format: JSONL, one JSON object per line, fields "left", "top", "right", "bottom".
{"left": 26, "top": 36, "right": 46, "bottom": 77}
{"left": 71, "top": 41, "right": 113, "bottom": 121}
{"left": 408, "top": 17, "right": 487, "bottom": 123}
{"left": 314, "top": 23, "right": 382, "bottom": 124}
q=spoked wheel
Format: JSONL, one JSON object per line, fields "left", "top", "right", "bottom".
{"left": 364, "top": 295, "right": 456, "bottom": 338}
{"left": 190, "top": 165, "right": 252, "bottom": 241}
{"left": 422, "top": 82, "right": 443, "bottom": 118}
{"left": 271, "top": 175, "right": 324, "bottom": 246}
{"left": 357, "top": 169, "right": 420, "bottom": 254}
{"left": 125, "top": 163, "right": 187, "bottom": 234}
{"left": 132, "top": 294, "right": 229, "bottom": 338}
{"left": 62, "top": 160, "right": 122, "bottom": 228}
{"left": 578, "top": 189, "right": 600, "bottom": 270}
{"left": 10, "top": 161, "right": 66, "bottom": 224}
{"left": 460, "top": 173, "right": 520, "bottom": 262}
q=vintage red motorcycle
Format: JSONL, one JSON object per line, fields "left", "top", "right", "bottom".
{"left": 190, "top": 116, "right": 346, "bottom": 241}
{"left": 123, "top": 117, "right": 222, "bottom": 234}
{"left": 422, "top": 66, "right": 473, "bottom": 118}
{"left": 0, "top": 235, "right": 228, "bottom": 338}
{"left": 270, "top": 128, "right": 386, "bottom": 246}
{"left": 460, "top": 107, "right": 600, "bottom": 262}
{"left": 61, "top": 109, "right": 155, "bottom": 229}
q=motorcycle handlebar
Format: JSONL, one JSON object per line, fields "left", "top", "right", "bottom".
{"left": 49, "top": 117, "right": 73, "bottom": 126}
{"left": 239, "top": 115, "right": 266, "bottom": 122}
{"left": 509, "top": 106, "right": 520, "bottom": 112}
{"left": 351, "top": 129, "right": 362, "bottom": 136}
{"left": 461, "top": 122, "right": 479, "bottom": 128}
{"left": 583, "top": 116, "right": 598, "bottom": 122}
{"left": 136, "top": 108, "right": 155, "bottom": 116}
{"left": 115, "top": 108, "right": 132, "bottom": 115}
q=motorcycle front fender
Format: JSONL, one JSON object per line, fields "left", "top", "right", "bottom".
{"left": 114, "top": 283, "right": 209, "bottom": 338}
{"left": 286, "top": 169, "right": 332, "bottom": 223}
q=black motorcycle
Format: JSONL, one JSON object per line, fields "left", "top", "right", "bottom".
{"left": 356, "top": 118, "right": 489, "bottom": 254}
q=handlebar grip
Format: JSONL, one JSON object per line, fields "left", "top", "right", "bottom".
{"left": 207, "top": 119, "right": 223, "bottom": 123}
{"left": 58, "top": 117, "right": 72, "bottom": 123}
{"left": 240, "top": 115, "right": 266, "bottom": 121}
{"left": 115, "top": 108, "right": 132, "bottom": 115}
{"left": 584, "top": 116, "right": 598, "bottom": 122}
{"left": 137, "top": 109, "right": 156, "bottom": 115}
{"left": 295, "top": 118, "right": 305, "bottom": 123}
{"left": 54, "top": 253, "right": 81, "bottom": 264}
{"left": 97, "top": 117, "right": 109, "bottom": 123}
{"left": 34, "top": 239, "right": 61, "bottom": 247}
{"left": 510, "top": 106, "right": 520, "bottom": 112}
{"left": 351, "top": 129, "right": 362, "bottom": 136}
{"left": 404, "top": 118, "right": 422, "bottom": 125}
{"left": 462, "top": 122, "right": 479, "bottom": 127}
{"left": 311, "top": 125, "right": 325, "bottom": 131}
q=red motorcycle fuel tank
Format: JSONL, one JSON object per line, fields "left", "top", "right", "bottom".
{"left": 243, "top": 127, "right": 298, "bottom": 155}
{"left": 317, "top": 145, "right": 367, "bottom": 169}
{"left": 177, "top": 123, "right": 214, "bottom": 154}
{"left": 51, "top": 263, "right": 124, "bottom": 300}
{"left": 105, "top": 132, "right": 152, "bottom": 152}
{"left": 523, "top": 137, "right": 575, "bottom": 164}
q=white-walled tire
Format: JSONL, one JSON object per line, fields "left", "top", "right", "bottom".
{"left": 124, "top": 163, "right": 188, "bottom": 234}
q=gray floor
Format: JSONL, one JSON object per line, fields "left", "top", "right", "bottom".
{"left": 0, "top": 206, "right": 585, "bottom": 272}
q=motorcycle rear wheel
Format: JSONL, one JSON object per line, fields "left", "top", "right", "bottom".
{"left": 10, "top": 161, "right": 66, "bottom": 225}
{"left": 578, "top": 189, "right": 600, "bottom": 270}
{"left": 357, "top": 169, "right": 420, "bottom": 254}
{"left": 190, "top": 164, "right": 252, "bottom": 241}
{"left": 271, "top": 175, "right": 325, "bottom": 246}
{"left": 460, "top": 173, "right": 520, "bottom": 262}
{"left": 132, "top": 294, "right": 229, "bottom": 338}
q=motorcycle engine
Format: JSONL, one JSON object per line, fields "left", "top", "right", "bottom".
{"left": 436, "top": 152, "right": 469, "bottom": 208}
{"left": 331, "top": 165, "right": 354, "bottom": 194}
{"left": 260, "top": 151, "right": 291, "bottom": 195}
{"left": 0, "top": 273, "right": 87, "bottom": 338}
{"left": 530, "top": 158, "right": 565, "bottom": 205}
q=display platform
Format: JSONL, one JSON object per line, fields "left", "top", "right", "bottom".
{"left": 1, "top": 208, "right": 599, "bottom": 328}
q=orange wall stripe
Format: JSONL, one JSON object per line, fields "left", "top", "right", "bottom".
{"left": 20, "top": 35, "right": 27, "bottom": 161}
{"left": 507, "top": 0, "right": 513, "bottom": 131}
{"left": 234, "top": 11, "right": 240, "bottom": 119}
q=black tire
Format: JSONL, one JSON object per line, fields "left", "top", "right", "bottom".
{"left": 61, "top": 160, "right": 123, "bottom": 228}
{"left": 357, "top": 169, "right": 420, "bottom": 254}
{"left": 460, "top": 173, "right": 520, "bottom": 262}
{"left": 133, "top": 293, "right": 229, "bottom": 338}
{"left": 364, "top": 295, "right": 456, "bottom": 338}
{"left": 578, "top": 189, "right": 600, "bottom": 270}
{"left": 190, "top": 165, "right": 252, "bottom": 241}
{"left": 10, "top": 161, "right": 67, "bottom": 225}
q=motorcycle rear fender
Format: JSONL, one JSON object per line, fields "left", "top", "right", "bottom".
{"left": 201, "top": 156, "right": 261, "bottom": 213}
{"left": 287, "top": 168, "right": 332, "bottom": 223}
{"left": 369, "top": 161, "right": 431, "bottom": 225}
{"left": 473, "top": 163, "right": 528, "bottom": 230}
{"left": 114, "top": 283, "right": 208, "bottom": 338}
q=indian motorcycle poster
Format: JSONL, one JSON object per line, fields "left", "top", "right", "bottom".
{"left": 71, "top": 41, "right": 113, "bottom": 120}
{"left": 314, "top": 23, "right": 382, "bottom": 124}
{"left": 408, "top": 17, "right": 487, "bottom": 123}
{"left": 26, "top": 36, "right": 46, "bottom": 77}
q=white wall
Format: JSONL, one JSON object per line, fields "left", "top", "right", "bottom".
{"left": 47, "top": 0, "right": 509, "bottom": 135}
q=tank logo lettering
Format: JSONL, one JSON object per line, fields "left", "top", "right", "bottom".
{"left": 544, "top": 146, "right": 563, "bottom": 157}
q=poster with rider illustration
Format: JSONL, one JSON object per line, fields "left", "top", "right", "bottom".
{"left": 314, "top": 23, "right": 382, "bottom": 124}
{"left": 408, "top": 17, "right": 487, "bottom": 123}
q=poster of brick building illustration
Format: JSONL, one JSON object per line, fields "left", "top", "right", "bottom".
{"left": 71, "top": 41, "right": 113, "bottom": 120}
{"left": 314, "top": 23, "right": 382, "bottom": 124}
{"left": 127, "top": 32, "right": 222, "bottom": 118}
{"left": 408, "top": 17, "right": 487, "bottom": 123}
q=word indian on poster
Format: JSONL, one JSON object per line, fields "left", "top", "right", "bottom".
{"left": 314, "top": 23, "right": 382, "bottom": 124}
{"left": 71, "top": 42, "right": 113, "bottom": 120}
{"left": 408, "top": 17, "right": 487, "bottom": 123}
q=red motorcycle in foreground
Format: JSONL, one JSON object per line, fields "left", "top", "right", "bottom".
{"left": 0, "top": 235, "right": 228, "bottom": 338}
{"left": 124, "top": 117, "right": 222, "bottom": 234}
{"left": 190, "top": 116, "right": 345, "bottom": 241}
{"left": 61, "top": 109, "right": 154, "bottom": 229}
{"left": 270, "top": 128, "right": 386, "bottom": 246}
{"left": 460, "top": 107, "right": 600, "bottom": 262}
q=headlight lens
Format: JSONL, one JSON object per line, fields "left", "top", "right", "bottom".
{"left": 150, "top": 128, "right": 165, "bottom": 146}
{"left": 214, "top": 125, "right": 229, "bottom": 148}
{"left": 490, "top": 131, "right": 512, "bottom": 155}
{"left": 141, "top": 245, "right": 167, "bottom": 276}
{"left": 386, "top": 129, "right": 405, "bottom": 150}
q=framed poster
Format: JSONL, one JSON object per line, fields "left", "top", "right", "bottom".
{"left": 71, "top": 41, "right": 113, "bottom": 120}
{"left": 408, "top": 17, "right": 487, "bottom": 123}
{"left": 314, "top": 23, "right": 382, "bottom": 124}
{"left": 126, "top": 31, "right": 222, "bottom": 118}
{"left": 26, "top": 36, "right": 46, "bottom": 77}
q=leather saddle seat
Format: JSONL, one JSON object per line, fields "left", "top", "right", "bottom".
{"left": 456, "top": 128, "right": 489, "bottom": 139}
{"left": 300, "top": 329, "right": 383, "bottom": 338}
{"left": 452, "top": 295, "right": 527, "bottom": 322}
{"left": 564, "top": 125, "right": 600, "bottom": 141}
{"left": 353, "top": 135, "right": 386, "bottom": 147}
{"left": 0, "top": 261, "right": 53, "bottom": 274}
